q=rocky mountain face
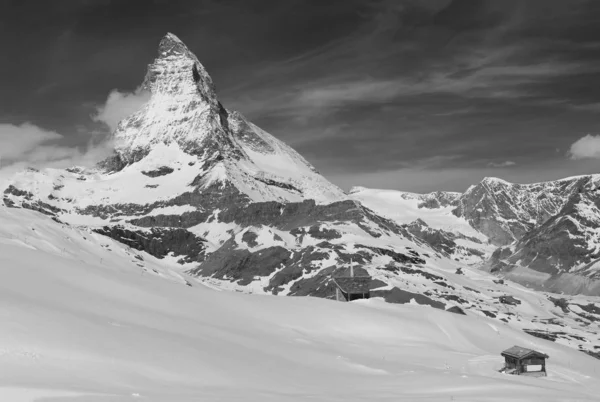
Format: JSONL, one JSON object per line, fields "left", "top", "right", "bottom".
{"left": 453, "top": 176, "right": 589, "bottom": 246}
{"left": 488, "top": 183, "right": 600, "bottom": 294}
{"left": 451, "top": 175, "right": 600, "bottom": 295}
{"left": 353, "top": 176, "right": 600, "bottom": 296}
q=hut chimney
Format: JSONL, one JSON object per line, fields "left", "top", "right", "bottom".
{"left": 350, "top": 259, "right": 354, "bottom": 277}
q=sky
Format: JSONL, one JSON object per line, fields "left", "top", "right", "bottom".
{"left": 1, "top": 0, "right": 600, "bottom": 192}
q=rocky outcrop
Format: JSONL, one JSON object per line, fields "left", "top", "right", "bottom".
{"left": 453, "top": 176, "right": 591, "bottom": 246}
{"left": 94, "top": 225, "right": 207, "bottom": 263}
{"left": 141, "top": 166, "right": 174, "bottom": 177}
{"left": 488, "top": 188, "right": 600, "bottom": 293}
{"left": 371, "top": 287, "right": 445, "bottom": 309}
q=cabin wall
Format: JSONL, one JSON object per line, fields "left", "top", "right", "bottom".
{"left": 336, "top": 288, "right": 348, "bottom": 302}
{"left": 334, "top": 288, "right": 371, "bottom": 302}
{"left": 504, "top": 357, "right": 517, "bottom": 369}
{"left": 503, "top": 356, "right": 547, "bottom": 376}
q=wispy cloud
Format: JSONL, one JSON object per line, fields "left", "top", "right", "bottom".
{"left": 92, "top": 88, "right": 151, "bottom": 131}
{"left": 0, "top": 122, "right": 114, "bottom": 171}
{"left": 569, "top": 102, "right": 600, "bottom": 113}
{"left": 0, "top": 123, "right": 62, "bottom": 162}
{"left": 229, "top": 49, "right": 585, "bottom": 121}
{"left": 487, "top": 160, "right": 516, "bottom": 168}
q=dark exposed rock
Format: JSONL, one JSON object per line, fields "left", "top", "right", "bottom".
{"left": 97, "top": 152, "right": 129, "bottom": 173}
{"left": 130, "top": 211, "right": 206, "bottom": 228}
{"left": 499, "top": 295, "right": 521, "bottom": 305}
{"left": 480, "top": 310, "right": 496, "bottom": 318}
{"left": 267, "top": 247, "right": 330, "bottom": 292}
{"left": 549, "top": 297, "right": 570, "bottom": 313}
{"left": 446, "top": 306, "right": 466, "bottom": 315}
{"left": 190, "top": 238, "right": 289, "bottom": 285}
{"left": 4, "top": 185, "right": 34, "bottom": 199}
{"left": 358, "top": 245, "right": 425, "bottom": 265}
{"left": 253, "top": 175, "right": 301, "bottom": 193}
{"left": 94, "top": 225, "right": 206, "bottom": 263}
{"left": 371, "top": 287, "right": 445, "bottom": 309}
{"left": 20, "top": 200, "right": 64, "bottom": 216}
{"left": 381, "top": 264, "right": 400, "bottom": 274}
{"left": 463, "top": 286, "right": 481, "bottom": 294}
{"left": 404, "top": 219, "right": 458, "bottom": 256}
{"left": 575, "top": 303, "right": 600, "bottom": 315}
{"left": 3, "top": 197, "right": 16, "bottom": 207}
{"left": 524, "top": 329, "right": 557, "bottom": 342}
{"left": 141, "top": 166, "right": 174, "bottom": 177}
{"left": 288, "top": 267, "right": 336, "bottom": 298}
{"left": 291, "top": 225, "right": 342, "bottom": 242}
{"left": 241, "top": 230, "right": 259, "bottom": 248}
{"left": 439, "top": 294, "right": 468, "bottom": 304}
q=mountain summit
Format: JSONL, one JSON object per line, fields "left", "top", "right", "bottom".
{"left": 99, "top": 33, "right": 346, "bottom": 204}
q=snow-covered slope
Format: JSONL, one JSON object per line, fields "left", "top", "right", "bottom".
{"left": 349, "top": 186, "right": 493, "bottom": 265}
{"left": 2, "top": 205, "right": 600, "bottom": 401}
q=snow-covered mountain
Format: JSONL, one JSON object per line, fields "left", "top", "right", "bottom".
{"left": 454, "top": 176, "right": 593, "bottom": 246}
{"left": 2, "top": 32, "right": 600, "bottom": 367}
{"left": 3, "top": 33, "right": 470, "bottom": 302}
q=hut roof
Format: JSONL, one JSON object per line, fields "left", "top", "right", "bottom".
{"left": 333, "top": 277, "right": 371, "bottom": 294}
{"left": 501, "top": 346, "right": 549, "bottom": 359}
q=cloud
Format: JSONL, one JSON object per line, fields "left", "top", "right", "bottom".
{"left": 296, "top": 79, "right": 405, "bottom": 108}
{"left": 93, "top": 88, "right": 151, "bottom": 131}
{"left": 567, "top": 134, "right": 600, "bottom": 159}
{"left": 0, "top": 123, "right": 63, "bottom": 161}
{"left": 487, "top": 160, "right": 516, "bottom": 168}
{"left": 569, "top": 102, "right": 600, "bottom": 112}
{"left": 0, "top": 122, "right": 115, "bottom": 171}
{"left": 0, "top": 86, "right": 148, "bottom": 172}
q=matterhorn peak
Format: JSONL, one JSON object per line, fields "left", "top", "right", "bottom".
{"left": 94, "top": 31, "right": 346, "bottom": 204}
{"left": 157, "top": 32, "right": 192, "bottom": 58}
{"left": 108, "top": 32, "right": 229, "bottom": 160}
{"left": 141, "top": 32, "right": 218, "bottom": 105}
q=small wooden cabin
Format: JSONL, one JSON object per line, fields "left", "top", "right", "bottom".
{"left": 501, "top": 346, "right": 548, "bottom": 376}
{"left": 332, "top": 265, "right": 371, "bottom": 302}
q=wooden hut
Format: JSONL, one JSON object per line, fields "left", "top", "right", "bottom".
{"left": 501, "top": 346, "right": 548, "bottom": 376}
{"left": 332, "top": 264, "right": 371, "bottom": 302}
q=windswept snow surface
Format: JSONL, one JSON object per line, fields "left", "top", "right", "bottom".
{"left": 1, "top": 206, "right": 600, "bottom": 401}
